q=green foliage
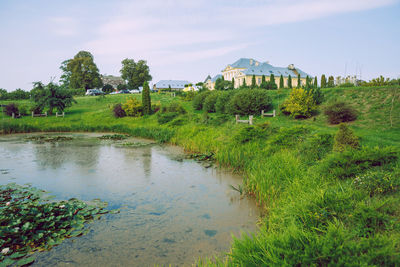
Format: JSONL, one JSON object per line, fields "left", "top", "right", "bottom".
{"left": 314, "top": 76, "right": 318, "bottom": 88}
{"left": 203, "top": 91, "right": 220, "bottom": 113}
{"left": 288, "top": 75, "right": 292, "bottom": 89}
{"left": 233, "top": 124, "right": 269, "bottom": 144}
{"left": 354, "top": 169, "right": 400, "bottom": 196}
{"left": 310, "top": 86, "right": 324, "bottom": 105}
{"left": 321, "top": 74, "right": 327, "bottom": 88}
{"left": 120, "top": 58, "right": 152, "bottom": 89}
{"left": 102, "top": 84, "right": 114, "bottom": 94}
{"left": 269, "top": 74, "right": 276, "bottom": 88}
{"left": 31, "top": 82, "right": 76, "bottom": 115}
{"left": 360, "top": 76, "right": 391, "bottom": 87}
{"left": 161, "top": 101, "right": 186, "bottom": 114}
{"left": 319, "top": 147, "right": 398, "bottom": 179}
{"left": 113, "top": 103, "right": 126, "bottom": 118}
{"left": 297, "top": 73, "right": 301, "bottom": 88}
{"left": 66, "top": 51, "right": 103, "bottom": 90}
{"left": 192, "top": 91, "right": 211, "bottom": 110}
{"left": 281, "top": 88, "right": 317, "bottom": 118}
{"left": 157, "top": 112, "right": 179, "bottom": 124}
{"left": 324, "top": 101, "right": 357, "bottom": 124}
{"left": 227, "top": 89, "right": 272, "bottom": 115}
{"left": 4, "top": 88, "right": 30, "bottom": 100}
{"left": 215, "top": 77, "right": 233, "bottom": 90}
{"left": 215, "top": 91, "right": 233, "bottom": 114}
{"left": 98, "top": 134, "right": 129, "bottom": 140}
{"left": 299, "top": 133, "right": 334, "bottom": 163}
{"left": 4, "top": 103, "right": 19, "bottom": 116}
{"left": 339, "top": 82, "right": 355, "bottom": 87}
{"left": 279, "top": 75, "right": 284, "bottom": 88}
{"left": 122, "top": 97, "right": 143, "bottom": 117}
{"left": 182, "top": 91, "right": 196, "bottom": 101}
{"left": 0, "top": 183, "right": 114, "bottom": 266}
{"left": 117, "top": 83, "right": 127, "bottom": 90}
{"left": 328, "top": 76, "right": 335, "bottom": 87}
{"left": 251, "top": 75, "right": 257, "bottom": 88}
{"left": 333, "top": 123, "right": 360, "bottom": 152}
{"left": 17, "top": 103, "right": 32, "bottom": 116}
{"left": 142, "top": 81, "right": 151, "bottom": 115}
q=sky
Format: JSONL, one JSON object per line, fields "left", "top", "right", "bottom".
{"left": 0, "top": 0, "right": 399, "bottom": 91}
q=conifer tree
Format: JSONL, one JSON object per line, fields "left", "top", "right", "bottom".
{"left": 321, "top": 74, "right": 327, "bottom": 88}
{"left": 288, "top": 75, "right": 292, "bottom": 88}
{"left": 328, "top": 76, "right": 335, "bottom": 87}
{"left": 314, "top": 76, "right": 318, "bottom": 88}
{"left": 305, "top": 76, "right": 311, "bottom": 90}
{"left": 279, "top": 75, "right": 284, "bottom": 89}
{"left": 142, "top": 81, "right": 151, "bottom": 115}
{"left": 242, "top": 78, "right": 247, "bottom": 88}
{"left": 270, "top": 74, "right": 275, "bottom": 87}
{"left": 297, "top": 74, "right": 301, "bottom": 88}
{"left": 251, "top": 75, "right": 256, "bottom": 88}
{"left": 261, "top": 75, "right": 266, "bottom": 84}
{"left": 231, "top": 78, "right": 235, "bottom": 89}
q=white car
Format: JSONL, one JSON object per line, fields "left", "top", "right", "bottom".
{"left": 129, "top": 89, "right": 140, "bottom": 94}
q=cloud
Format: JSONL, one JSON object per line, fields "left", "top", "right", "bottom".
{"left": 49, "top": 17, "right": 79, "bottom": 36}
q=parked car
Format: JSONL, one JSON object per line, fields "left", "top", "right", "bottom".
{"left": 119, "top": 90, "right": 131, "bottom": 94}
{"left": 129, "top": 89, "right": 140, "bottom": 94}
{"left": 85, "top": 89, "right": 104, "bottom": 96}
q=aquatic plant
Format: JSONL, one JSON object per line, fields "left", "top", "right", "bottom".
{"left": 0, "top": 183, "right": 117, "bottom": 266}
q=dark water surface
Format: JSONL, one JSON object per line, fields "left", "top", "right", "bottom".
{"left": 0, "top": 133, "right": 260, "bottom": 266}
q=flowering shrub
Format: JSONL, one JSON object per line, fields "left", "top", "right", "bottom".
{"left": 122, "top": 97, "right": 142, "bottom": 117}
{"left": 281, "top": 88, "right": 317, "bottom": 118}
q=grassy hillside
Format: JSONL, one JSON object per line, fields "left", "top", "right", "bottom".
{"left": 1, "top": 86, "right": 399, "bottom": 265}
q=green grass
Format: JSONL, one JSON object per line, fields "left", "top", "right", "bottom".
{"left": 1, "top": 86, "right": 400, "bottom": 266}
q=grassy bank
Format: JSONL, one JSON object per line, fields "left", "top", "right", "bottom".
{"left": 1, "top": 86, "right": 400, "bottom": 265}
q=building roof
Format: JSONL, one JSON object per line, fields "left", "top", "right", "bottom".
{"left": 211, "top": 74, "right": 222, "bottom": 82}
{"left": 227, "top": 58, "right": 311, "bottom": 78}
{"left": 154, "top": 80, "right": 191, "bottom": 89}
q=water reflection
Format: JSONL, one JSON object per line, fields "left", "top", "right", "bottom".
{"left": 0, "top": 133, "right": 260, "bottom": 266}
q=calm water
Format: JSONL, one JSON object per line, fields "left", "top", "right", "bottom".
{"left": 0, "top": 133, "right": 260, "bottom": 266}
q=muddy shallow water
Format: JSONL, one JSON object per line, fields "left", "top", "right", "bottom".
{"left": 0, "top": 133, "right": 260, "bottom": 266}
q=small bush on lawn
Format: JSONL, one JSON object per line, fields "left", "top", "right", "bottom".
{"left": 233, "top": 126, "right": 268, "bottom": 144}
{"left": 161, "top": 101, "right": 186, "bottom": 114}
{"left": 319, "top": 147, "right": 398, "bottom": 179}
{"left": 113, "top": 103, "right": 126, "bottom": 118}
{"left": 157, "top": 112, "right": 179, "bottom": 124}
{"left": 269, "top": 126, "right": 311, "bottom": 147}
{"left": 299, "top": 133, "right": 334, "bottom": 163}
{"left": 4, "top": 103, "right": 19, "bottom": 116}
{"left": 122, "top": 97, "right": 142, "bottom": 117}
{"left": 215, "top": 91, "right": 233, "bottom": 114}
{"left": 333, "top": 123, "right": 360, "bottom": 152}
{"left": 281, "top": 88, "right": 317, "bottom": 118}
{"left": 192, "top": 91, "right": 211, "bottom": 110}
{"left": 18, "top": 103, "right": 32, "bottom": 116}
{"left": 353, "top": 169, "right": 400, "bottom": 196}
{"left": 203, "top": 91, "right": 220, "bottom": 113}
{"left": 183, "top": 91, "right": 196, "bottom": 101}
{"left": 324, "top": 101, "right": 357, "bottom": 124}
{"left": 227, "top": 89, "right": 272, "bottom": 116}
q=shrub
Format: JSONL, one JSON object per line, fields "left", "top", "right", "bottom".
{"left": 157, "top": 112, "right": 179, "bottom": 124}
{"left": 353, "top": 169, "right": 400, "bottom": 196}
{"left": 18, "top": 103, "right": 32, "bottom": 116}
{"left": 113, "top": 103, "right": 126, "bottom": 118}
{"left": 281, "top": 88, "right": 317, "bottom": 118}
{"left": 310, "top": 87, "right": 324, "bottom": 105}
{"left": 205, "top": 114, "right": 231, "bottom": 126}
{"left": 122, "top": 97, "right": 143, "bottom": 117}
{"left": 161, "top": 101, "right": 186, "bottom": 114}
{"left": 333, "top": 124, "right": 360, "bottom": 152}
{"left": 233, "top": 125, "right": 267, "bottom": 144}
{"left": 192, "top": 91, "right": 211, "bottom": 110}
{"left": 227, "top": 89, "right": 272, "bottom": 115}
{"left": 152, "top": 102, "right": 161, "bottom": 113}
{"left": 69, "top": 88, "right": 86, "bottom": 96}
{"left": 102, "top": 84, "right": 114, "bottom": 94}
{"left": 319, "top": 147, "right": 398, "bottom": 179}
{"left": 183, "top": 91, "right": 196, "bottom": 101}
{"left": 299, "top": 133, "right": 334, "bottom": 163}
{"left": 203, "top": 91, "right": 220, "bottom": 113}
{"left": 324, "top": 102, "right": 357, "bottom": 124}
{"left": 215, "top": 91, "right": 233, "bottom": 114}
{"left": 339, "top": 83, "right": 355, "bottom": 87}
{"left": 4, "top": 103, "right": 19, "bottom": 116}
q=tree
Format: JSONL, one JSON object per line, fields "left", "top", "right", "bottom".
{"left": 0, "top": 88, "right": 7, "bottom": 100}
{"left": 281, "top": 88, "right": 317, "bottom": 118}
{"left": 251, "top": 75, "right": 256, "bottom": 88}
{"left": 288, "top": 75, "right": 292, "bottom": 89}
{"left": 142, "top": 81, "right": 151, "bottom": 115}
{"left": 231, "top": 78, "right": 235, "bottom": 89}
{"left": 120, "top": 59, "right": 152, "bottom": 89}
{"left": 279, "top": 75, "right": 284, "bottom": 89}
{"left": 65, "top": 51, "right": 102, "bottom": 90}
{"left": 328, "top": 76, "right": 335, "bottom": 87}
{"left": 297, "top": 74, "right": 301, "bottom": 88}
{"left": 314, "top": 76, "right": 318, "bottom": 88}
{"left": 269, "top": 74, "right": 275, "bottom": 88}
{"left": 32, "top": 82, "right": 76, "bottom": 115}
{"left": 321, "top": 74, "right": 327, "bottom": 88}
{"left": 241, "top": 78, "right": 247, "bottom": 89}
{"left": 305, "top": 76, "right": 311, "bottom": 90}
{"left": 102, "top": 84, "right": 114, "bottom": 94}
{"left": 59, "top": 59, "right": 71, "bottom": 88}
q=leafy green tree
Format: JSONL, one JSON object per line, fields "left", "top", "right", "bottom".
{"left": 328, "top": 76, "right": 335, "bottom": 87}
{"left": 314, "top": 76, "right": 318, "bottom": 88}
{"left": 279, "top": 75, "right": 284, "bottom": 89}
{"left": 31, "top": 82, "right": 76, "bottom": 114}
{"left": 7, "top": 89, "right": 30, "bottom": 100}
{"left": 251, "top": 75, "right": 256, "bottom": 88}
{"left": 288, "top": 75, "right": 292, "bottom": 89}
{"left": 120, "top": 59, "right": 152, "bottom": 89}
{"left": 241, "top": 78, "right": 247, "bottom": 89}
{"left": 269, "top": 74, "right": 275, "bottom": 88}
{"left": 0, "top": 88, "right": 7, "bottom": 100}
{"left": 297, "top": 74, "right": 301, "bottom": 88}
{"left": 231, "top": 78, "right": 235, "bottom": 89}
{"left": 66, "top": 51, "right": 103, "bottom": 90}
{"left": 333, "top": 123, "right": 359, "bottom": 152}
{"left": 102, "top": 84, "right": 114, "bottom": 94}
{"left": 215, "top": 77, "right": 224, "bottom": 90}
{"left": 142, "top": 81, "right": 151, "bottom": 115}
{"left": 281, "top": 88, "right": 317, "bottom": 118}
{"left": 321, "top": 74, "right": 327, "bottom": 88}
{"left": 305, "top": 76, "right": 311, "bottom": 90}
{"left": 59, "top": 59, "right": 71, "bottom": 88}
